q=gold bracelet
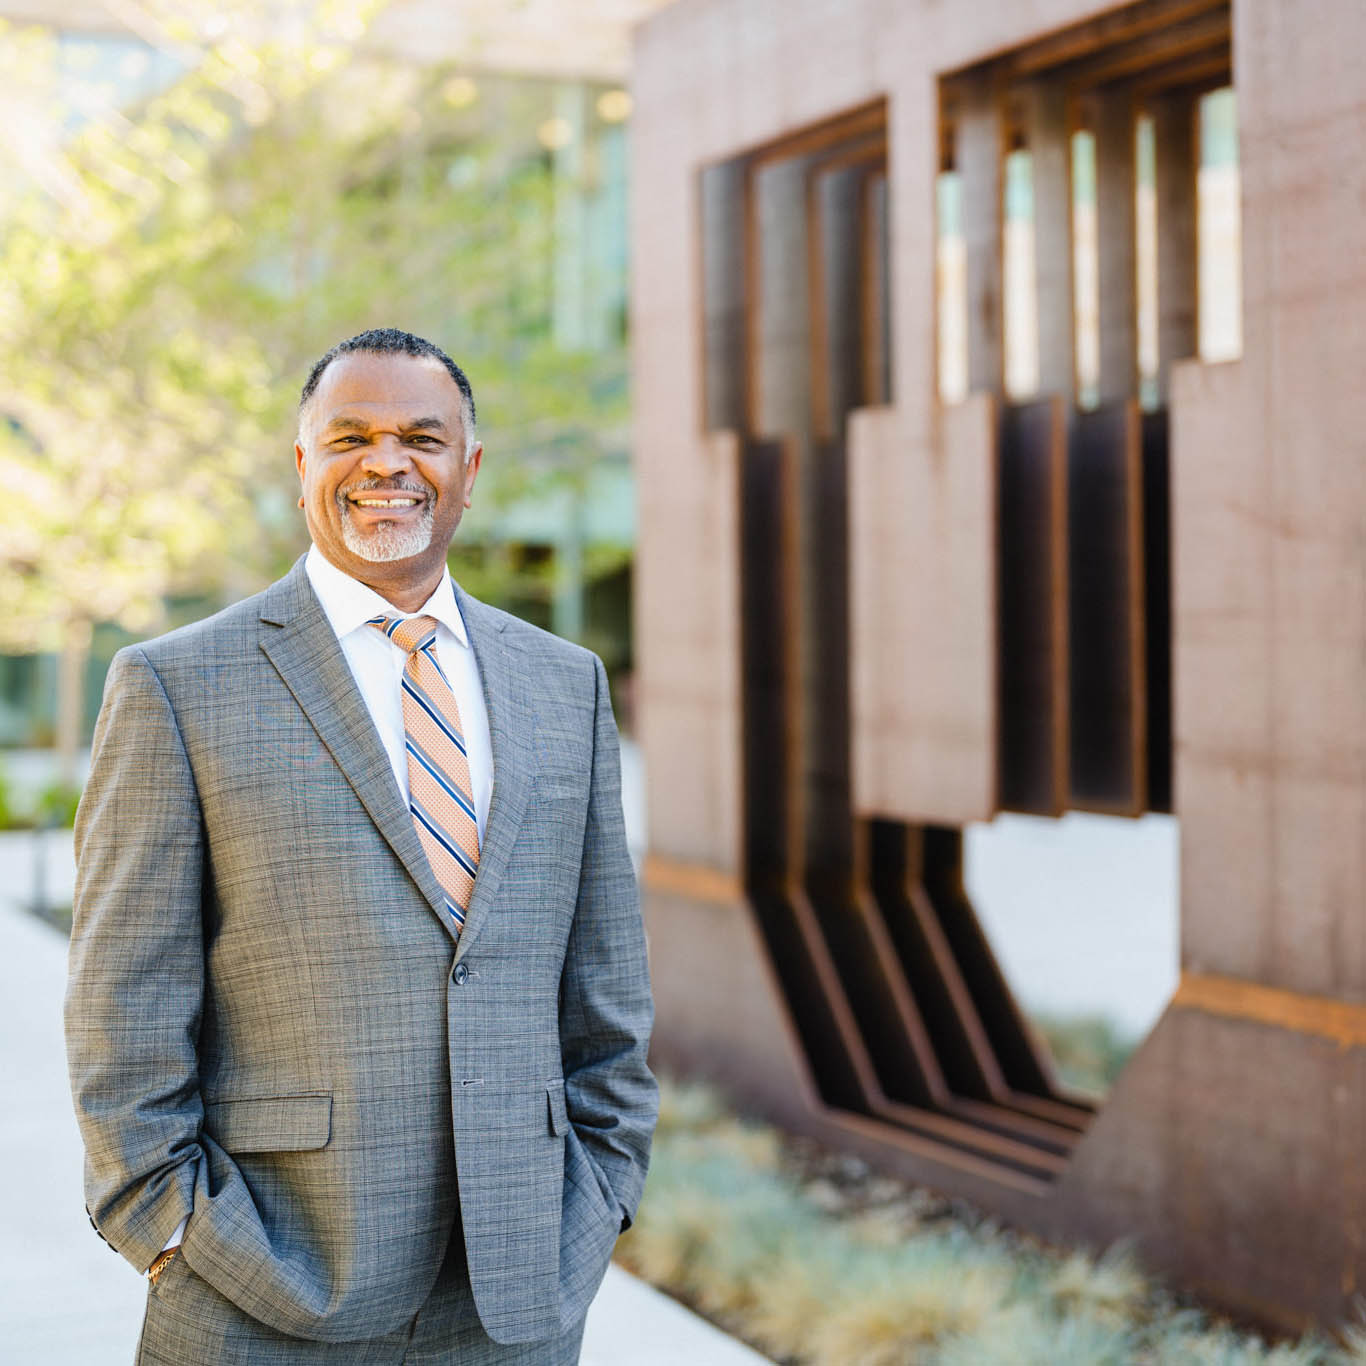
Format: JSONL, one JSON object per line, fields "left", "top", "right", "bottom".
{"left": 147, "top": 1246, "right": 180, "bottom": 1286}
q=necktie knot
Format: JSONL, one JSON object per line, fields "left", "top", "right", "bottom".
{"left": 369, "top": 614, "right": 439, "bottom": 656}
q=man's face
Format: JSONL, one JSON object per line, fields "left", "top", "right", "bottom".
{"left": 295, "top": 351, "right": 482, "bottom": 591}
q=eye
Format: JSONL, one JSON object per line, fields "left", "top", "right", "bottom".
{"left": 332, "top": 434, "right": 366, "bottom": 445}
{"left": 406, "top": 434, "right": 439, "bottom": 445}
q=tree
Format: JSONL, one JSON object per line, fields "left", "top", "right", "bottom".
{"left": 0, "top": 1, "right": 629, "bottom": 773}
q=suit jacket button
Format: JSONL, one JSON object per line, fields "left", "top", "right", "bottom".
{"left": 452, "top": 962, "right": 469, "bottom": 985}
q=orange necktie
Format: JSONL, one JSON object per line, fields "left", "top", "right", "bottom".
{"left": 369, "top": 614, "right": 480, "bottom": 932}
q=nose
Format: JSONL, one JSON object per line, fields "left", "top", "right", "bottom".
{"left": 359, "top": 435, "right": 414, "bottom": 477}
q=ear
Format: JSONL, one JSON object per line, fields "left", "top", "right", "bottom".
{"left": 294, "top": 438, "right": 308, "bottom": 508}
{"left": 463, "top": 442, "right": 483, "bottom": 508}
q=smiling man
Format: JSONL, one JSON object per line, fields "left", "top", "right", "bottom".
{"left": 65, "top": 329, "right": 657, "bottom": 1365}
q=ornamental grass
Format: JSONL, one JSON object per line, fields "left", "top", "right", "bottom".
{"left": 616, "top": 1077, "right": 1366, "bottom": 1366}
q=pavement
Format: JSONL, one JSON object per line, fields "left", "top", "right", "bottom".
{"left": 0, "top": 826, "right": 772, "bottom": 1365}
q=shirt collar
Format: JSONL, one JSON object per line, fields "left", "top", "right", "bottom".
{"left": 304, "top": 544, "right": 470, "bottom": 648}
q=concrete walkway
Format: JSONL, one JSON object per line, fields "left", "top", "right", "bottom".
{"left": 0, "top": 831, "right": 771, "bottom": 1365}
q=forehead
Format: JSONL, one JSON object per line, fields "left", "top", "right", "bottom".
{"left": 310, "top": 351, "right": 465, "bottom": 424}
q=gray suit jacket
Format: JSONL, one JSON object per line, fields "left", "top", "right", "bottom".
{"left": 65, "top": 557, "right": 657, "bottom": 1345}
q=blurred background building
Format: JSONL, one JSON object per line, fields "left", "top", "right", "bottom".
{"left": 0, "top": 0, "right": 670, "bottom": 764}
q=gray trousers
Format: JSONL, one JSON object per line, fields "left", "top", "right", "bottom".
{"left": 134, "top": 1229, "right": 586, "bottom": 1365}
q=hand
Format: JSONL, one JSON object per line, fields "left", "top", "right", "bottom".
{"left": 147, "top": 1245, "right": 180, "bottom": 1286}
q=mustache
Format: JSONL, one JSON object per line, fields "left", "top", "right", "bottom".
{"left": 337, "top": 476, "right": 435, "bottom": 501}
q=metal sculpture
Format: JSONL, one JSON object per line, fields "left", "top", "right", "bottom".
{"left": 631, "top": 0, "right": 1365, "bottom": 1329}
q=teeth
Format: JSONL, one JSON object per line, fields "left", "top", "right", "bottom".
{"left": 353, "top": 498, "right": 418, "bottom": 507}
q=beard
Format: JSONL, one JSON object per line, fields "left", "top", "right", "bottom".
{"left": 336, "top": 478, "right": 437, "bottom": 563}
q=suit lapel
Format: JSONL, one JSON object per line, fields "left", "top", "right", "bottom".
{"left": 454, "top": 586, "right": 535, "bottom": 962}
{"left": 257, "top": 559, "right": 459, "bottom": 945}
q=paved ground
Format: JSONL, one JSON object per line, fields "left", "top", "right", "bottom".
{"left": 0, "top": 830, "right": 770, "bottom": 1365}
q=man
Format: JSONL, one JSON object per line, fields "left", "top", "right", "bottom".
{"left": 65, "top": 328, "right": 657, "bottom": 1364}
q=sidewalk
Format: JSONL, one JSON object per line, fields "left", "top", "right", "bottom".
{"left": 0, "top": 834, "right": 770, "bottom": 1365}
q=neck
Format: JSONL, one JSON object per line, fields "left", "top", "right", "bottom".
{"left": 370, "top": 572, "right": 444, "bottom": 614}
{"left": 318, "top": 546, "right": 447, "bottom": 613}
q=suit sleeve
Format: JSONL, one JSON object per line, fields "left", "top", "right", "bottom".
{"left": 65, "top": 645, "right": 205, "bottom": 1274}
{"left": 558, "top": 653, "right": 658, "bottom": 1230}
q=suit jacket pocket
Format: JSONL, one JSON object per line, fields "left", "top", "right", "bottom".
{"left": 202, "top": 1093, "right": 332, "bottom": 1154}
{"left": 550, "top": 1082, "right": 617, "bottom": 1224}
{"left": 546, "top": 1079, "right": 570, "bottom": 1137}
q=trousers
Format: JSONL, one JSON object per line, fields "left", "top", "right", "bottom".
{"left": 134, "top": 1225, "right": 587, "bottom": 1365}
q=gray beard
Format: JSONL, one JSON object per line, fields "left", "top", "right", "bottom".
{"left": 337, "top": 494, "right": 436, "bottom": 563}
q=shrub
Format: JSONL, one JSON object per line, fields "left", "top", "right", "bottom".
{"left": 0, "top": 764, "right": 83, "bottom": 830}
{"left": 36, "top": 779, "right": 82, "bottom": 829}
{"left": 1032, "top": 1012, "right": 1137, "bottom": 1095}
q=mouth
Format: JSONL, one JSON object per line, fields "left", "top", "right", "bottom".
{"left": 339, "top": 484, "right": 431, "bottom": 518}
{"left": 349, "top": 496, "right": 423, "bottom": 509}
{"left": 332, "top": 480, "right": 438, "bottom": 562}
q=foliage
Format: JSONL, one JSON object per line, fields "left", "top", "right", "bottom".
{"left": 620, "top": 1075, "right": 1359, "bottom": 1365}
{"left": 35, "top": 779, "right": 83, "bottom": 829}
{"left": 1032, "top": 1010, "right": 1138, "bottom": 1096}
{"left": 0, "top": 1, "right": 629, "bottom": 657}
{"left": 0, "top": 4, "right": 342, "bottom": 651}
{"left": 0, "top": 762, "right": 81, "bottom": 830}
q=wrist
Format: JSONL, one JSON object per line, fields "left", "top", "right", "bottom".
{"left": 147, "top": 1245, "right": 179, "bottom": 1286}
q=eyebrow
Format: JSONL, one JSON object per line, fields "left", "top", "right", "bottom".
{"left": 322, "top": 414, "right": 451, "bottom": 435}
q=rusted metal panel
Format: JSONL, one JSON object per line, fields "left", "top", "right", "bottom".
{"left": 998, "top": 397, "right": 1070, "bottom": 815}
{"left": 1067, "top": 401, "right": 1147, "bottom": 814}
{"left": 1142, "top": 409, "right": 1173, "bottom": 813}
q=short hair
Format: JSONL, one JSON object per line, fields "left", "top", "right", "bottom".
{"left": 299, "top": 328, "right": 477, "bottom": 435}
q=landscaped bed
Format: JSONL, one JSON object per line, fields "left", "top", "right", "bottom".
{"left": 618, "top": 1077, "right": 1366, "bottom": 1365}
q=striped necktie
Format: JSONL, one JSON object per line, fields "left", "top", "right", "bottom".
{"left": 369, "top": 614, "right": 479, "bottom": 932}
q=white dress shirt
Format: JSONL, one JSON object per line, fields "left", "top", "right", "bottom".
{"left": 303, "top": 544, "right": 493, "bottom": 841}
{"left": 158, "top": 548, "right": 494, "bottom": 1261}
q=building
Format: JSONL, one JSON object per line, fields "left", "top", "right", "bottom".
{"left": 631, "top": 0, "right": 1365, "bottom": 1329}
